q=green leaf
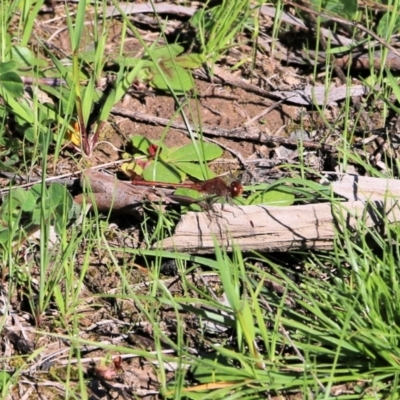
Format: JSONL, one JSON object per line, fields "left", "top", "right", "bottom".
{"left": 0, "top": 228, "right": 12, "bottom": 245}
{"left": 190, "top": 10, "right": 203, "bottom": 29}
{"left": 0, "top": 61, "right": 17, "bottom": 75}
{"left": 0, "top": 71, "right": 24, "bottom": 97}
{"left": 114, "top": 55, "right": 141, "bottom": 68}
{"left": 384, "top": 70, "right": 400, "bottom": 114}
{"left": 246, "top": 189, "right": 295, "bottom": 206}
{"left": 0, "top": 370, "right": 11, "bottom": 390}
{"left": 148, "top": 44, "right": 184, "bottom": 60}
{"left": 30, "top": 184, "right": 52, "bottom": 217}
{"left": 131, "top": 135, "right": 157, "bottom": 155}
{"left": 174, "top": 161, "right": 216, "bottom": 181}
{"left": 54, "top": 193, "right": 73, "bottom": 235}
{"left": 3, "top": 188, "right": 36, "bottom": 212}
{"left": 49, "top": 183, "right": 69, "bottom": 208}
{"left": 168, "top": 142, "right": 223, "bottom": 162}
{"left": 150, "top": 61, "right": 193, "bottom": 92}
{"left": 31, "top": 207, "right": 44, "bottom": 226}
{"left": 0, "top": 160, "right": 17, "bottom": 172}
{"left": 19, "top": 191, "right": 36, "bottom": 212}
{"left": 143, "top": 161, "right": 184, "bottom": 183}
{"left": 79, "top": 49, "right": 96, "bottom": 65}
{"left": 377, "top": 12, "right": 400, "bottom": 36}
{"left": 8, "top": 188, "right": 28, "bottom": 205}
{"left": 24, "top": 127, "right": 37, "bottom": 143}
{"left": 11, "top": 46, "right": 35, "bottom": 68}
{"left": 173, "top": 187, "right": 207, "bottom": 212}
{"left": 310, "top": 0, "right": 357, "bottom": 19}
{"left": 174, "top": 187, "right": 202, "bottom": 200}
{"left": 175, "top": 53, "right": 204, "bottom": 69}
{"left": 27, "top": 183, "right": 74, "bottom": 235}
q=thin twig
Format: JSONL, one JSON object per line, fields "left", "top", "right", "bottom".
{"left": 111, "top": 106, "right": 337, "bottom": 151}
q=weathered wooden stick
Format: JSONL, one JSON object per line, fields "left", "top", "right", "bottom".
{"left": 154, "top": 175, "right": 400, "bottom": 253}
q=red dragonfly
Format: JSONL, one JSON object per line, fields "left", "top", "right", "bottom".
{"left": 131, "top": 177, "right": 243, "bottom": 200}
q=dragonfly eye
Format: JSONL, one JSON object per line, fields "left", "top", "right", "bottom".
{"left": 230, "top": 181, "right": 243, "bottom": 197}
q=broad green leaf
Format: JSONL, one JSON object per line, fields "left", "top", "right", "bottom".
{"left": 175, "top": 53, "right": 205, "bottom": 69}
{"left": 0, "top": 71, "right": 24, "bottom": 97}
{"left": 21, "top": 191, "right": 36, "bottom": 212}
{"left": 377, "top": 12, "right": 400, "bottom": 37}
{"left": 143, "top": 161, "right": 184, "bottom": 183}
{"left": 174, "top": 161, "right": 216, "bottom": 181}
{"left": 173, "top": 187, "right": 203, "bottom": 211}
{"left": 0, "top": 190, "right": 26, "bottom": 232}
{"left": 0, "top": 370, "right": 11, "bottom": 389}
{"left": 387, "top": 70, "right": 400, "bottom": 102}
{"left": 54, "top": 192, "right": 73, "bottom": 234}
{"left": 0, "top": 61, "right": 17, "bottom": 75}
{"left": 79, "top": 49, "right": 96, "bottom": 65}
{"left": 148, "top": 44, "right": 183, "bottom": 60}
{"left": 49, "top": 183, "right": 69, "bottom": 208}
{"left": 31, "top": 207, "right": 47, "bottom": 225}
{"left": 2, "top": 188, "right": 35, "bottom": 212}
{"left": 31, "top": 184, "right": 50, "bottom": 205}
{"left": 31, "top": 183, "right": 57, "bottom": 225}
{"left": 0, "top": 228, "right": 12, "bottom": 245}
{"left": 0, "top": 160, "right": 16, "bottom": 171}
{"left": 114, "top": 56, "right": 153, "bottom": 70}
{"left": 131, "top": 135, "right": 155, "bottom": 154}
{"left": 174, "top": 187, "right": 202, "bottom": 200}
{"left": 7, "top": 188, "right": 28, "bottom": 206}
{"left": 24, "top": 127, "right": 37, "bottom": 143}
{"left": 131, "top": 135, "right": 163, "bottom": 155}
{"left": 310, "top": 0, "right": 357, "bottom": 19}
{"left": 168, "top": 142, "right": 223, "bottom": 162}
{"left": 114, "top": 56, "right": 139, "bottom": 67}
{"left": 150, "top": 62, "right": 193, "bottom": 92}
{"left": 11, "top": 46, "right": 35, "bottom": 68}
{"left": 246, "top": 189, "right": 295, "bottom": 206}
{"left": 190, "top": 10, "right": 203, "bottom": 29}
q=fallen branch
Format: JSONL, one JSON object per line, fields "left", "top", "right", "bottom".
{"left": 154, "top": 175, "right": 400, "bottom": 253}
{"left": 111, "top": 106, "right": 337, "bottom": 151}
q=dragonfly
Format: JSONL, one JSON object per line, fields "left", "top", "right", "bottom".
{"left": 130, "top": 176, "right": 244, "bottom": 203}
